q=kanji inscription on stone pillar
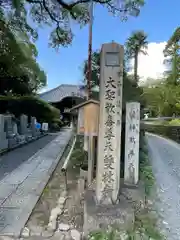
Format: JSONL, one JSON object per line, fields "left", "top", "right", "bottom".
{"left": 96, "top": 42, "right": 123, "bottom": 204}
{"left": 124, "top": 102, "right": 140, "bottom": 185}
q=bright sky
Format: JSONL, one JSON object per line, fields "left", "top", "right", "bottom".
{"left": 36, "top": 0, "right": 180, "bottom": 93}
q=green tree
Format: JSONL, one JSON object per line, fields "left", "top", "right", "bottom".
{"left": 142, "top": 81, "right": 180, "bottom": 117}
{"left": 125, "top": 30, "right": 148, "bottom": 83}
{"left": 0, "top": 17, "right": 46, "bottom": 95}
{"left": 5, "top": 0, "right": 145, "bottom": 49}
{"left": 142, "top": 83, "right": 167, "bottom": 117}
{"left": 163, "top": 27, "right": 180, "bottom": 85}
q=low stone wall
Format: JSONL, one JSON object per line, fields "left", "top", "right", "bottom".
{"left": 142, "top": 123, "right": 180, "bottom": 143}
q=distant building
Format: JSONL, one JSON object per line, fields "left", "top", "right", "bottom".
{"left": 39, "top": 84, "right": 86, "bottom": 103}
{"left": 39, "top": 84, "right": 86, "bottom": 122}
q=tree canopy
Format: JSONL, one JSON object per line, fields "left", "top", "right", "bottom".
{"left": 163, "top": 27, "right": 180, "bottom": 85}
{"left": 125, "top": 30, "right": 148, "bottom": 83}
{"left": 1, "top": 0, "right": 145, "bottom": 49}
{"left": 141, "top": 27, "right": 180, "bottom": 117}
{"left": 0, "top": 10, "right": 47, "bottom": 95}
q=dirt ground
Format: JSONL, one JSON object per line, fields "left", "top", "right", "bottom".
{"left": 26, "top": 136, "right": 85, "bottom": 232}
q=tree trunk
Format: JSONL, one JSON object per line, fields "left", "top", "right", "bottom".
{"left": 134, "top": 53, "right": 138, "bottom": 83}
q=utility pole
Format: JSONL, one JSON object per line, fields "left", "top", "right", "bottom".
{"left": 84, "top": 0, "right": 93, "bottom": 152}
{"left": 87, "top": 0, "right": 93, "bottom": 100}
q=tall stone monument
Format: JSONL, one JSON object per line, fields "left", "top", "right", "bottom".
{"left": 124, "top": 102, "right": 140, "bottom": 185}
{"left": 19, "top": 114, "right": 28, "bottom": 135}
{"left": 4, "top": 115, "right": 13, "bottom": 137}
{"left": 96, "top": 42, "right": 123, "bottom": 204}
{"left": 31, "top": 117, "right": 37, "bottom": 137}
{"left": 0, "top": 115, "right": 8, "bottom": 151}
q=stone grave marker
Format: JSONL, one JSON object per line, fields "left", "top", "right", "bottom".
{"left": 42, "top": 122, "right": 49, "bottom": 132}
{"left": 96, "top": 42, "right": 123, "bottom": 204}
{"left": 19, "top": 114, "right": 28, "bottom": 135}
{"left": 0, "top": 114, "right": 4, "bottom": 133}
{"left": 31, "top": 117, "right": 37, "bottom": 137}
{"left": 4, "top": 115, "right": 13, "bottom": 137}
{"left": 0, "top": 114, "right": 8, "bottom": 151}
{"left": 124, "top": 102, "right": 140, "bottom": 185}
{"left": 12, "top": 122, "right": 18, "bottom": 135}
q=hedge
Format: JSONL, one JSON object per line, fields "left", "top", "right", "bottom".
{"left": 142, "top": 122, "right": 180, "bottom": 143}
{"left": 0, "top": 95, "right": 61, "bottom": 124}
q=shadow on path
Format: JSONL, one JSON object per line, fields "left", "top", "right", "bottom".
{"left": 0, "top": 135, "right": 57, "bottom": 181}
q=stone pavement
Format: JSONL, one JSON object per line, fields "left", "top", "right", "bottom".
{"left": 0, "top": 135, "right": 57, "bottom": 181}
{"left": 0, "top": 128, "right": 72, "bottom": 237}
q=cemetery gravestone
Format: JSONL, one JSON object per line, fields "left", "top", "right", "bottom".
{"left": 0, "top": 115, "right": 8, "bottom": 151}
{"left": 19, "top": 114, "right": 28, "bottom": 135}
{"left": 4, "top": 115, "right": 18, "bottom": 148}
{"left": 124, "top": 102, "right": 140, "bottom": 185}
{"left": 96, "top": 42, "right": 123, "bottom": 204}
{"left": 12, "top": 122, "right": 18, "bottom": 135}
{"left": 4, "top": 115, "right": 13, "bottom": 137}
{"left": 42, "top": 123, "right": 49, "bottom": 132}
{"left": 31, "top": 117, "right": 37, "bottom": 137}
{"left": 0, "top": 114, "right": 4, "bottom": 133}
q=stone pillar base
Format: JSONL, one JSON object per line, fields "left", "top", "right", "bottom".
{"left": 83, "top": 189, "right": 134, "bottom": 237}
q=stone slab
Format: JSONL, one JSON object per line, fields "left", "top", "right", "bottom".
{"left": 0, "top": 205, "right": 36, "bottom": 237}
{"left": 8, "top": 138, "right": 18, "bottom": 148}
{"left": 0, "top": 132, "right": 6, "bottom": 139}
{"left": 1, "top": 194, "right": 32, "bottom": 209}
{"left": 0, "top": 140, "right": 8, "bottom": 151}
{"left": 83, "top": 189, "right": 134, "bottom": 236}
{"left": 0, "top": 208, "right": 23, "bottom": 235}
{"left": 0, "top": 184, "right": 18, "bottom": 205}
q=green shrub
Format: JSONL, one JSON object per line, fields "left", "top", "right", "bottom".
{"left": 142, "top": 122, "right": 180, "bottom": 143}
{"left": 49, "top": 118, "right": 63, "bottom": 131}
{"left": 0, "top": 95, "right": 61, "bottom": 124}
{"left": 168, "top": 119, "right": 180, "bottom": 126}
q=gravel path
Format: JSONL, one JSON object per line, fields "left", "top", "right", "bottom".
{"left": 0, "top": 134, "right": 57, "bottom": 181}
{"left": 146, "top": 132, "right": 180, "bottom": 240}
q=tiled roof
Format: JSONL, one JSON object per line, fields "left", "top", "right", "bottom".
{"left": 39, "top": 84, "right": 86, "bottom": 103}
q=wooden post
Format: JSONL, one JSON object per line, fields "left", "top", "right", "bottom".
{"left": 88, "top": 134, "right": 95, "bottom": 185}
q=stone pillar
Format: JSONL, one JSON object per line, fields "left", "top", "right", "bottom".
{"left": 4, "top": 115, "right": 13, "bottom": 136}
{"left": 124, "top": 102, "right": 140, "bottom": 185}
{"left": 96, "top": 42, "right": 123, "bottom": 204}
{"left": 31, "top": 117, "right": 37, "bottom": 137}
{"left": 20, "top": 114, "right": 28, "bottom": 135}
{"left": 0, "top": 114, "right": 4, "bottom": 133}
{"left": 0, "top": 115, "right": 8, "bottom": 151}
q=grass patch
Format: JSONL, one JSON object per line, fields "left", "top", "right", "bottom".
{"left": 87, "top": 134, "right": 164, "bottom": 240}
{"left": 68, "top": 135, "right": 85, "bottom": 170}
{"left": 139, "top": 136, "right": 155, "bottom": 197}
